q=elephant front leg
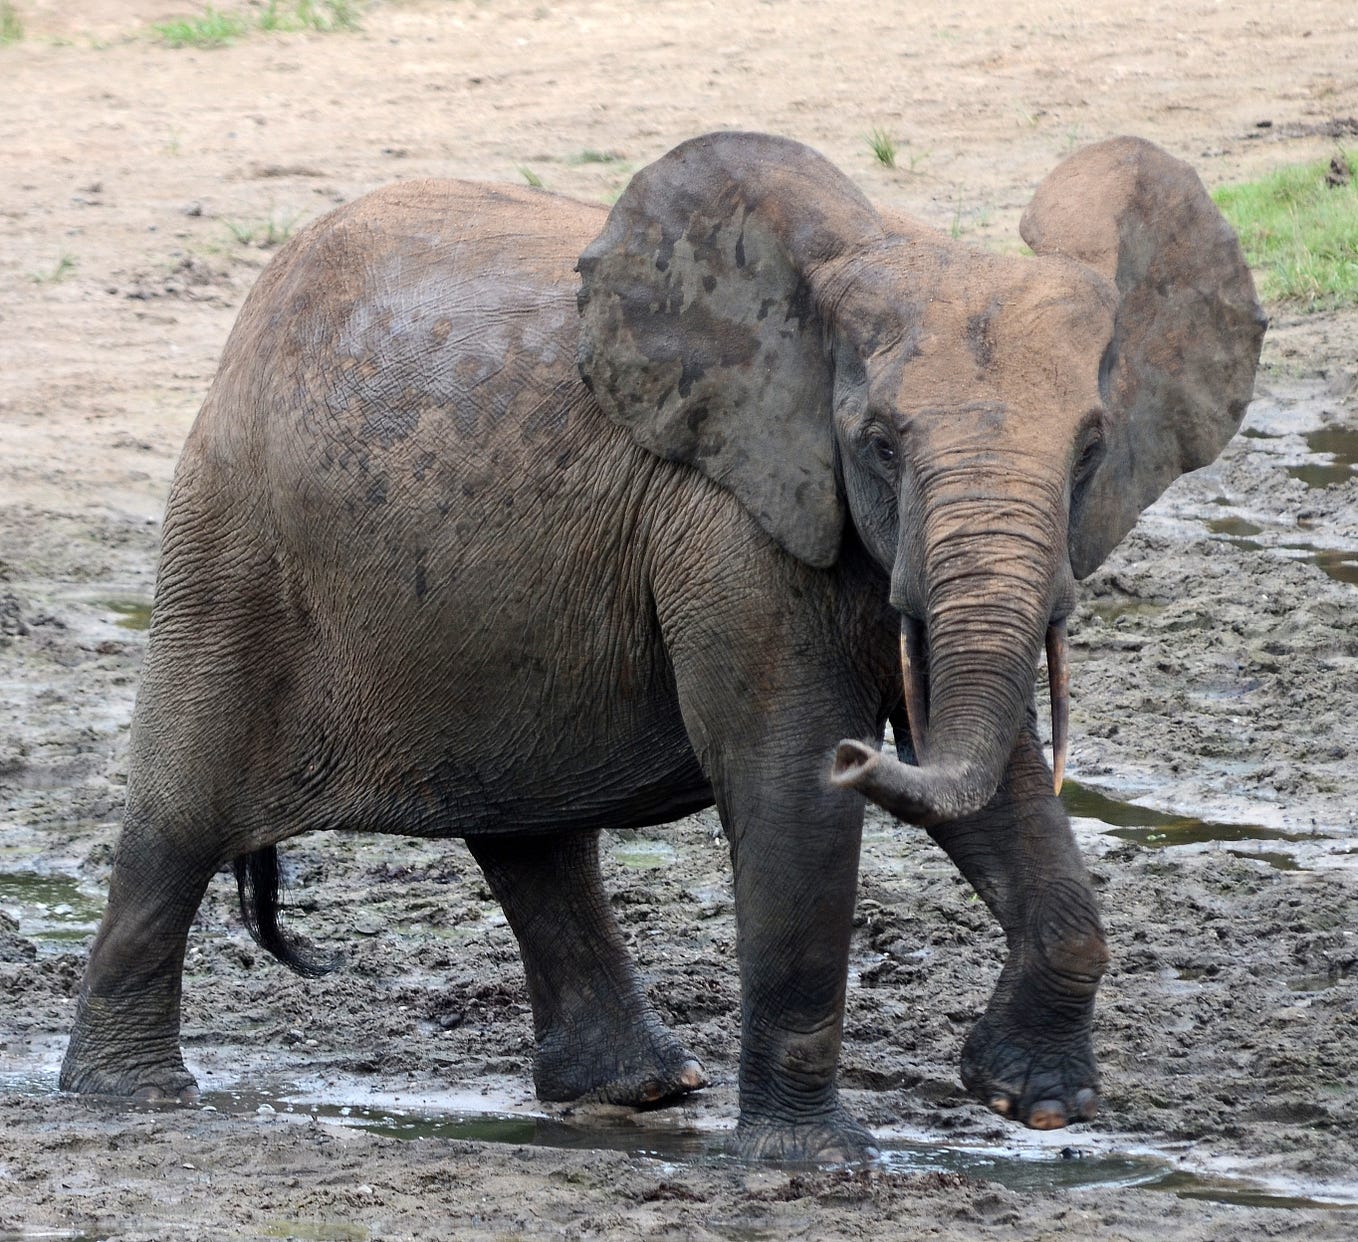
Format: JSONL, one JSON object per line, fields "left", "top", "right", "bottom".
{"left": 927, "top": 711, "right": 1108, "bottom": 1130}
{"left": 721, "top": 782, "right": 877, "bottom": 1162}
{"left": 467, "top": 830, "right": 705, "bottom": 1107}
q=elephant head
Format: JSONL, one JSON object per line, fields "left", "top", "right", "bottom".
{"left": 576, "top": 132, "right": 1265, "bottom": 826}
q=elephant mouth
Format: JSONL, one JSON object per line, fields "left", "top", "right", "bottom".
{"left": 897, "top": 614, "right": 1070, "bottom": 795}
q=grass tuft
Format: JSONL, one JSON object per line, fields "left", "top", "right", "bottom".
{"left": 1214, "top": 151, "right": 1358, "bottom": 310}
{"left": 154, "top": 1, "right": 360, "bottom": 48}
{"left": 0, "top": 1, "right": 22, "bottom": 45}
{"left": 518, "top": 167, "right": 544, "bottom": 188}
{"left": 225, "top": 212, "right": 299, "bottom": 248}
{"left": 153, "top": 7, "right": 248, "bottom": 47}
{"left": 867, "top": 127, "right": 897, "bottom": 169}
{"left": 31, "top": 254, "right": 76, "bottom": 284}
{"left": 258, "top": 0, "right": 362, "bottom": 34}
{"left": 568, "top": 149, "right": 625, "bottom": 166}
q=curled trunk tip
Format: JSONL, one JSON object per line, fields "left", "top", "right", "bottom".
{"left": 831, "top": 739, "right": 991, "bottom": 827}
{"left": 831, "top": 738, "right": 879, "bottom": 786}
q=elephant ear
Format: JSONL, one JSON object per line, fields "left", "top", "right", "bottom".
{"left": 1020, "top": 137, "right": 1267, "bottom": 579}
{"left": 576, "top": 132, "right": 886, "bottom": 569}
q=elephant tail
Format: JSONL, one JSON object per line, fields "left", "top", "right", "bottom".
{"left": 233, "top": 847, "right": 338, "bottom": 978}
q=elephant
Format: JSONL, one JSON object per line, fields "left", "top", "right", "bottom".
{"left": 60, "top": 130, "right": 1264, "bottom": 1162}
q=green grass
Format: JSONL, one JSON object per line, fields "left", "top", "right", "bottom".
{"left": 518, "top": 167, "right": 544, "bottom": 188}
{"left": 257, "top": 0, "right": 362, "bottom": 33}
{"left": 31, "top": 254, "right": 76, "bottom": 284}
{"left": 0, "top": 1, "right": 23, "bottom": 45}
{"left": 867, "top": 127, "right": 896, "bottom": 169}
{"left": 1214, "top": 152, "right": 1358, "bottom": 310}
{"left": 949, "top": 192, "right": 993, "bottom": 241}
{"left": 568, "top": 149, "right": 625, "bottom": 166}
{"left": 153, "top": 6, "right": 249, "bottom": 47}
{"left": 153, "top": 1, "right": 360, "bottom": 48}
{"left": 225, "top": 212, "right": 299, "bottom": 248}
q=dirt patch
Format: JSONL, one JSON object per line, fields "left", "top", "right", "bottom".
{"left": 2, "top": 1, "right": 1358, "bottom": 1238}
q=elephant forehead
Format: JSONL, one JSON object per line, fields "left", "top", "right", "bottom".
{"left": 863, "top": 258, "right": 1115, "bottom": 435}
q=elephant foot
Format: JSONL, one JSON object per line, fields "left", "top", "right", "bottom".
{"left": 61, "top": 993, "right": 200, "bottom": 1102}
{"left": 534, "top": 1021, "right": 707, "bottom": 1108}
{"left": 730, "top": 1108, "right": 880, "bottom": 1164}
{"left": 60, "top": 1044, "right": 200, "bottom": 1103}
{"left": 960, "top": 1012, "right": 1100, "bottom": 1130}
{"left": 958, "top": 877, "right": 1108, "bottom": 1129}
{"left": 62, "top": 1067, "right": 200, "bottom": 1104}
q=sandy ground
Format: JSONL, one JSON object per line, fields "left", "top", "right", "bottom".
{"left": 2, "top": 1, "right": 1358, "bottom": 1238}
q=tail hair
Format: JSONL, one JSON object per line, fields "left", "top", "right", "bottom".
{"left": 233, "top": 846, "right": 338, "bottom": 979}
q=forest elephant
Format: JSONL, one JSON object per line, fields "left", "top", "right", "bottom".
{"left": 61, "top": 131, "right": 1264, "bottom": 1161}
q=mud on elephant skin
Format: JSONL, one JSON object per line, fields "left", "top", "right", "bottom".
{"left": 61, "top": 132, "right": 1264, "bottom": 1162}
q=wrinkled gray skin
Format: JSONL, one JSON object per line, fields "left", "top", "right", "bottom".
{"left": 61, "top": 133, "right": 1264, "bottom": 1162}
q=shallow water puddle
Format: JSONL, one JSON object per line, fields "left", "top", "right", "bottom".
{"left": 192, "top": 1088, "right": 1358, "bottom": 1207}
{"left": 294, "top": 1099, "right": 716, "bottom": 1159}
{"left": 0, "top": 1233, "right": 104, "bottom": 1241}
{"left": 203, "top": 1090, "right": 1164, "bottom": 1186}
{"left": 1209, "top": 529, "right": 1358, "bottom": 588}
{"left": 261, "top": 1224, "right": 369, "bottom": 1242}
{"left": 0, "top": 870, "right": 102, "bottom": 947}
{"left": 1061, "top": 780, "right": 1322, "bottom": 869}
{"left": 1150, "top": 1170, "right": 1358, "bottom": 1210}
{"left": 1203, "top": 394, "right": 1358, "bottom": 582}
{"left": 1305, "top": 426, "right": 1358, "bottom": 467}
{"left": 1288, "top": 426, "right": 1358, "bottom": 488}
{"left": 1307, "top": 548, "right": 1358, "bottom": 587}
{"left": 1289, "top": 463, "right": 1354, "bottom": 489}
{"left": 6, "top": 1064, "right": 1355, "bottom": 1209}
{"left": 97, "top": 597, "right": 153, "bottom": 631}
{"left": 1289, "top": 963, "right": 1355, "bottom": 992}
{"left": 877, "top": 1142, "right": 1166, "bottom": 1193}
{"left": 1205, "top": 515, "right": 1264, "bottom": 538}
{"left": 607, "top": 833, "right": 678, "bottom": 870}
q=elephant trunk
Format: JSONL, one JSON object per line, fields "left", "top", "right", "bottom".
{"left": 834, "top": 465, "right": 1068, "bottom": 825}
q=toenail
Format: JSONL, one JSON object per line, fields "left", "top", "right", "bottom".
{"left": 679, "top": 1062, "right": 706, "bottom": 1090}
{"left": 1027, "top": 1100, "right": 1069, "bottom": 1130}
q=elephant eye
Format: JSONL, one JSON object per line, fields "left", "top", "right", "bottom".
{"left": 1073, "top": 416, "right": 1107, "bottom": 486}
{"left": 866, "top": 430, "right": 897, "bottom": 469}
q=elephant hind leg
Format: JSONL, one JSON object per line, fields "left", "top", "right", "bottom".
{"left": 467, "top": 830, "right": 706, "bottom": 1108}
{"left": 61, "top": 805, "right": 221, "bottom": 1100}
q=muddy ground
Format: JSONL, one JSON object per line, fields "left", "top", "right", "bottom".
{"left": 2, "top": 1, "right": 1358, "bottom": 1238}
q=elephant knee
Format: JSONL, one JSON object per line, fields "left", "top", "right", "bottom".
{"left": 1032, "top": 878, "right": 1109, "bottom": 993}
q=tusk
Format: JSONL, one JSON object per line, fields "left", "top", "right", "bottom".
{"left": 900, "top": 617, "right": 929, "bottom": 761}
{"left": 1046, "top": 618, "right": 1070, "bottom": 795}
